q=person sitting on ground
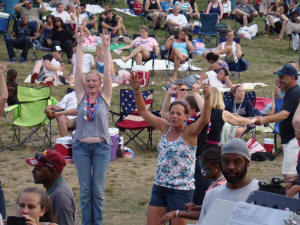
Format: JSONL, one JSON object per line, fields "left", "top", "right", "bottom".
{"left": 80, "top": 3, "right": 98, "bottom": 32}
{"left": 234, "top": 0, "right": 258, "bottom": 26}
{"left": 265, "top": 0, "right": 285, "bottom": 36}
{"left": 166, "top": 5, "right": 194, "bottom": 31}
{"left": 101, "top": 10, "right": 125, "bottom": 38}
{"left": 206, "top": 0, "right": 224, "bottom": 21}
{"left": 198, "top": 138, "right": 259, "bottom": 224}
{"left": 254, "top": 64, "right": 300, "bottom": 183}
{"left": 25, "top": 150, "right": 77, "bottom": 225}
{"left": 205, "top": 52, "right": 229, "bottom": 73}
{"left": 51, "top": 3, "right": 72, "bottom": 24}
{"left": 133, "top": 0, "right": 143, "bottom": 15}
{"left": 39, "top": 15, "right": 55, "bottom": 48}
{"left": 174, "top": 0, "right": 193, "bottom": 21}
{"left": 31, "top": 45, "right": 65, "bottom": 85}
{"left": 165, "top": 28, "right": 194, "bottom": 81}
{"left": 213, "top": 29, "right": 243, "bottom": 65}
{"left": 159, "top": 147, "right": 226, "bottom": 224}
{"left": 14, "top": 0, "right": 47, "bottom": 31}
{"left": 0, "top": 63, "right": 8, "bottom": 115}
{"left": 187, "top": 0, "right": 200, "bottom": 19}
{"left": 278, "top": 0, "right": 300, "bottom": 40}
{"left": 222, "top": 0, "right": 232, "bottom": 19}
{"left": 4, "top": 16, "right": 38, "bottom": 63}
{"left": 66, "top": 4, "right": 75, "bottom": 19}
{"left": 45, "top": 91, "right": 77, "bottom": 137}
{"left": 145, "top": 0, "right": 166, "bottom": 30}
{"left": 6, "top": 69, "right": 18, "bottom": 106}
{"left": 95, "top": 44, "right": 116, "bottom": 82}
{"left": 119, "top": 25, "right": 159, "bottom": 65}
{"left": 49, "top": 17, "right": 75, "bottom": 63}
{"left": 8, "top": 187, "right": 56, "bottom": 225}
{"left": 130, "top": 70, "right": 211, "bottom": 225}
{"left": 197, "top": 68, "right": 232, "bottom": 88}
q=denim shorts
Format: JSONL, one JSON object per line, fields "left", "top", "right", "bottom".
{"left": 149, "top": 184, "right": 194, "bottom": 210}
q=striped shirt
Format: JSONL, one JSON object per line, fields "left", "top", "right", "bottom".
{"left": 174, "top": 1, "right": 191, "bottom": 13}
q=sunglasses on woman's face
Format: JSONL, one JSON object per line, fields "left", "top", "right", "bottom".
{"left": 179, "top": 88, "right": 189, "bottom": 92}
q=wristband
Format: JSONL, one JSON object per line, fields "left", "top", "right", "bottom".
{"left": 175, "top": 210, "right": 179, "bottom": 218}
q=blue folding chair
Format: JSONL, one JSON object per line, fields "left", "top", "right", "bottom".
{"left": 198, "top": 13, "right": 219, "bottom": 47}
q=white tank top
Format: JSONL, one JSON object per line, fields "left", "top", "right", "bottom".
{"left": 221, "top": 41, "right": 238, "bottom": 63}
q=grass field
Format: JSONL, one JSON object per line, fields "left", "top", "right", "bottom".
{"left": 0, "top": 0, "right": 299, "bottom": 224}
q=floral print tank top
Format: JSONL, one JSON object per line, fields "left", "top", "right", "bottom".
{"left": 154, "top": 127, "right": 197, "bottom": 190}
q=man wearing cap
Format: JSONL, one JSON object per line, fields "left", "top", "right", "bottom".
{"left": 254, "top": 64, "right": 300, "bottom": 181}
{"left": 31, "top": 45, "right": 65, "bottom": 84}
{"left": 26, "top": 150, "right": 77, "bottom": 225}
{"left": 198, "top": 138, "right": 259, "bottom": 225}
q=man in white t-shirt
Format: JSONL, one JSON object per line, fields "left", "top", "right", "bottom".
{"left": 45, "top": 91, "right": 77, "bottom": 137}
{"left": 197, "top": 68, "right": 232, "bottom": 88}
{"left": 71, "top": 45, "right": 95, "bottom": 74}
{"left": 166, "top": 5, "right": 193, "bottom": 31}
{"left": 51, "top": 3, "right": 72, "bottom": 24}
{"left": 198, "top": 138, "right": 259, "bottom": 225}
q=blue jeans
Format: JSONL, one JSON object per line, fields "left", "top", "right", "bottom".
{"left": 73, "top": 141, "right": 111, "bottom": 225}
{"left": 4, "top": 36, "right": 32, "bottom": 60}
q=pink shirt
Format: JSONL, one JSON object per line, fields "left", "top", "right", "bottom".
{"left": 132, "top": 36, "right": 158, "bottom": 52}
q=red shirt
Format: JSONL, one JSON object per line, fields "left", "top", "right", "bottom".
{"left": 134, "top": 1, "right": 142, "bottom": 13}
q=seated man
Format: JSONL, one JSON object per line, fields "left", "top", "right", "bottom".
{"left": 45, "top": 90, "right": 77, "bottom": 137}
{"left": 14, "top": 0, "right": 47, "bottom": 30}
{"left": 166, "top": 5, "right": 193, "bottom": 31}
{"left": 234, "top": 0, "right": 258, "bottom": 26}
{"left": 51, "top": 3, "right": 72, "bottom": 24}
{"left": 145, "top": 0, "right": 166, "bottom": 30}
{"left": 198, "top": 138, "right": 259, "bottom": 224}
{"left": 80, "top": 3, "right": 98, "bottom": 32}
{"left": 25, "top": 150, "right": 77, "bottom": 225}
{"left": 31, "top": 45, "right": 65, "bottom": 85}
{"left": 101, "top": 10, "right": 125, "bottom": 37}
{"left": 214, "top": 29, "right": 243, "bottom": 64}
{"left": 4, "top": 16, "right": 38, "bottom": 63}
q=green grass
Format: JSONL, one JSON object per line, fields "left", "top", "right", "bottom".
{"left": 0, "top": 1, "right": 298, "bottom": 224}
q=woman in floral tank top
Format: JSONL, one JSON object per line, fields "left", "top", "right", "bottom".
{"left": 131, "top": 76, "right": 212, "bottom": 225}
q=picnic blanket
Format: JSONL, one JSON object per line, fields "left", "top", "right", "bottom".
{"left": 255, "top": 97, "right": 272, "bottom": 112}
{"left": 113, "top": 8, "right": 138, "bottom": 17}
{"left": 113, "top": 59, "right": 202, "bottom": 71}
{"left": 45, "top": 3, "right": 104, "bottom": 14}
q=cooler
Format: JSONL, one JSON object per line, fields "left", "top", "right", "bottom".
{"left": 56, "top": 136, "right": 72, "bottom": 158}
{"left": 264, "top": 138, "right": 274, "bottom": 153}
{"left": 0, "top": 12, "right": 9, "bottom": 33}
{"left": 109, "top": 128, "right": 120, "bottom": 161}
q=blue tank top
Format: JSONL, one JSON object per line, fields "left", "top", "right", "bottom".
{"left": 96, "top": 61, "right": 104, "bottom": 74}
{"left": 209, "top": 2, "right": 220, "bottom": 15}
{"left": 172, "top": 41, "right": 189, "bottom": 56}
{"left": 43, "top": 27, "right": 52, "bottom": 40}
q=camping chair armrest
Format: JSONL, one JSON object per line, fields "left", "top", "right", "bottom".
{"left": 5, "top": 104, "right": 19, "bottom": 112}
{"left": 110, "top": 110, "right": 121, "bottom": 117}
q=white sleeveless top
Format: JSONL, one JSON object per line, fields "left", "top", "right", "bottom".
{"left": 221, "top": 41, "right": 238, "bottom": 63}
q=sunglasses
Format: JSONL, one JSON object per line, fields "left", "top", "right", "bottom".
{"left": 35, "top": 151, "right": 54, "bottom": 168}
{"left": 179, "top": 88, "right": 189, "bottom": 92}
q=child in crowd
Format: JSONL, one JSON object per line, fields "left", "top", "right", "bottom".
{"left": 161, "top": 0, "right": 174, "bottom": 13}
{"left": 6, "top": 69, "right": 18, "bottom": 106}
{"left": 95, "top": 44, "right": 116, "bottom": 82}
{"left": 133, "top": 0, "right": 143, "bottom": 15}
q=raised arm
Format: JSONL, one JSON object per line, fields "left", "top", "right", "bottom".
{"left": 0, "top": 62, "right": 8, "bottom": 115}
{"left": 185, "top": 84, "right": 211, "bottom": 137}
{"left": 100, "top": 32, "right": 113, "bottom": 106}
{"left": 192, "top": 81, "right": 204, "bottom": 111}
{"left": 74, "top": 32, "right": 86, "bottom": 104}
{"left": 131, "top": 73, "right": 170, "bottom": 132}
{"left": 161, "top": 86, "right": 178, "bottom": 120}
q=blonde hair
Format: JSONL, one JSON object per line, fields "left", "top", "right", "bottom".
{"left": 211, "top": 87, "right": 225, "bottom": 110}
{"left": 96, "top": 44, "right": 104, "bottom": 56}
{"left": 85, "top": 70, "right": 104, "bottom": 80}
{"left": 139, "top": 25, "right": 149, "bottom": 33}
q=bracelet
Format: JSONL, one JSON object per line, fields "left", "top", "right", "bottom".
{"left": 175, "top": 210, "right": 179, "bottom": 218}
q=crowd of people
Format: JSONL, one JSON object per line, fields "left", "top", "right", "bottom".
{"left": 0, "top": 0, "right": 300, "bottom": 225}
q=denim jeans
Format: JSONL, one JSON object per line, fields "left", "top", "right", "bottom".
{"left": 73, "top": 141, "right": 111, "bottom": 225}
{"left": 4, "top": 36, "right": 32, "bottom": 60}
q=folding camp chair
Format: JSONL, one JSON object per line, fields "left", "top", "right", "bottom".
{"left": 3, "top": 86, "right": 56, "bottom": 150}
{"left": 219, "top": 37, "right": 248, "bottom": 79}
{"left": 223, "top": 90, "right": 257, "bottom": 138}
{"left": 198, "top": 13, "right": 219, "bottom": 47}
{"left": 246, "top": 190, "right": 300, "bottom": 212}
{"left": 110, "top": 89, "right": 154, "bottom": 151}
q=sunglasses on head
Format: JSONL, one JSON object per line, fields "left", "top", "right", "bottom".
{"left": 35, "top": 151, "right": 54, "bottom": 168}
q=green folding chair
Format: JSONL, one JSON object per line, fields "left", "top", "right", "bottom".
{"left": 3, "top": 86, "right": 57, "bottom": 150}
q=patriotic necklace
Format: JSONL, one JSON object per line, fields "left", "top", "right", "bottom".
{"left": 85, "top": 94, "right": 100, "bottom": 121}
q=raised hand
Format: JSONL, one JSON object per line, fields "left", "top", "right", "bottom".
{"left": 130, "top": 72, "right": 140, "bottom": 91}
{"left": 74, "top": 30, "right": 84, "bottom": 44}
{"left": 168, "top": 85, "right": 178, "bottom": 95}
{"left": 192, "top": 80, "right": 201, "bottom": 92}
{"left": 202, "top": 84, "right": 211, "bottom": 99}
{"left": 100, "top": 30, "right": 111, "bottom": 48}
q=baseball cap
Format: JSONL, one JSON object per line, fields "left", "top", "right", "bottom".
{"left": 274, "top": 64, "right": 298, "bottom": 77}
{"left": 221, "top": 138, "right": 250, "bottom": 161}
{"left": 51, "top": 45, "right": 62, "bottom": 52}
{"left": 25, "top": 150, "right": 66, "bottom": 172}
